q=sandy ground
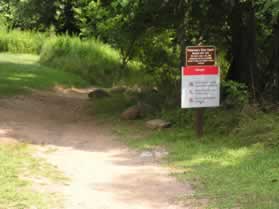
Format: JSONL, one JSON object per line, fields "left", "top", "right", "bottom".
{"left": 0, "top": 90, "right": 203, "bottom": 209}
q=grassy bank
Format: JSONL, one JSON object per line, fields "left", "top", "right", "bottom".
{"left": 0, "top": 30, "right": 129, "bottom": 86}
{"left": 40, "top": 36, "right": 123, "bottom": 86}
{"left": 0, "top": 143, "right": 63, "bottom": 209}
{"left": 92, "top": 93, "right": 279, "bottom": 209}
{"left": 0, "top": 53, "right": 88, "bottom": 96}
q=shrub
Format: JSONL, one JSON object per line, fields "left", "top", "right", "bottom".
{"left": 221, "top": 80, "right": 249, "bottom": 108}
{"left": 40, "top": 36, "right": 123, "bottom": 87}
{"left": 0, "top": 30, "right": 134, "bottom": 86}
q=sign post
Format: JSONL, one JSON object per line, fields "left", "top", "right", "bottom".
{"left": 182, "top": 46, "right": 220, "bottom": 138}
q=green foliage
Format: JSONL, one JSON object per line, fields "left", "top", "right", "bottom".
{"left": 0, "top": 0, "right": 80, "bottom": 33}
{"left": 0, "top": 53, "right": 88, "bottom": 96}
{"left": 0, "top": 30, "right": 137, "bottom": 87}
{"left": 221, "top": 80, "right": 249, "bottom": 108}
{"left": 0, "top": 15, "right": 7, "bottom": 30}
{"left": 55, "top": 0, "right": 81, "bottom": 34}
{"left": 264, "top": 0, "right": 279, "bottom": 20}
{"left": 0, "top": 30, "right": 46, "bottom": 54}
{"left": 40, "top": 35, "right": 123, "bottom": 86}
{"left": 1, "top": 0, "right": 279, "bottom": 101}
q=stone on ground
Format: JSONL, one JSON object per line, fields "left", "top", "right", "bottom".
{"left": 146, "top": 119, "right": 171, "bottom": 129}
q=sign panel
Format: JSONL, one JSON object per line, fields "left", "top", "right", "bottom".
{"left": 186, "top": 46, "right": 216, "bottom": 66}
{"left": 181, "top": 66, "right": 220, "bottom": 108}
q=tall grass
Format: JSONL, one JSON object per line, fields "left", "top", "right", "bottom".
{"left": 0, "top": 30, "right": 46, "bottom": 54}
{"left": 0, "top": 30, "right": 126, "bottom": 86}
{"left": 40, "top": 36, "right": 123, "bottom": 86}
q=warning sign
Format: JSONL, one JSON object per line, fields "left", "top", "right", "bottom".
{"left": 186, "top": 46, "right": 216, "bottom": 66}
{"left": 181, "top": 66, "right": 220, "bottom": 108}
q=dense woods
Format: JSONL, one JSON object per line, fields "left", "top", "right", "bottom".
{"left": 0, "top": 0, "right": 279, "bottom": 103}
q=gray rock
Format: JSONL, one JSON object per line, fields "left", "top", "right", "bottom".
{"left": 88, "top": 89, "right": 110, "bottom": 99}
{"left": 146, "top": 119, "right": 171, "bottom": 129}
{"left": 153, "top": 150, "right": 169, "bottom": 159}
{"left": 139, "top": 151, "right": 153, "bottom": 159}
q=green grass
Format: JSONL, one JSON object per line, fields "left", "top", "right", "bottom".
{"left": 92, "top": 94, "right": 279, "bottom": 209}
{"left": 0, "top": 143, "right": 64, "bottom": 209}
{"left": 0, "top": 30, "right": 129, "bottom": 87}
{"left": 0, "top": 29, "right": 148, "bottom": 87}
{"left": 0, "top": 30, "right": 46, "bottom": 54}
{"left": 115, "top": 116, "right": 279, "bottom": 209}
{"left": 40, "top": 35, "right": 123, "bottom": 87}
{"left": 130, "top": 132, "right": 279, "bottom": 209}
{"left": 0, "top": 53, "right": 89, "bottom": 96}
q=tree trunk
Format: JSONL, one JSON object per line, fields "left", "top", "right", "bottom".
{"left": 227, "top": 0, "right": 258, "bottom": 98}
{"left": 176, "top": 12, "right": 188, "bottom": 105}
{"left": 227, "top": 0, "right": 242, "bottom": 82}
{"left": 245, "top": 1, "right": 257, "bottom": 100}
{"left": 266, "top": 17, "right": 279, "bottom": 102}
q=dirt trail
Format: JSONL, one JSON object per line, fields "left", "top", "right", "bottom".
{"left": 0, "top": 90, "right": 201, "bottom": 209}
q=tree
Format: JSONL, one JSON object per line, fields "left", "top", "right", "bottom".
{"left": 227, "top": 0, "right": 258, "bottom": 99}
{"left": 56, "top": 0, "right": 80, "bottom": 34}
{"left": 263, "top": 0, "right": 279, "bottom": 101}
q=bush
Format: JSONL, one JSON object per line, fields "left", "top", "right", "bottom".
{"left": 221, "top": 80, "right": 249, "bottom": 108}
{"left": 40, "top": 36, "right": 123, "bottom": 87}
{"left": 0, "top": 30, "right": 45, "bottom": 54}
{"left": 0, "top": 30, "right": 135, "bottom": 86}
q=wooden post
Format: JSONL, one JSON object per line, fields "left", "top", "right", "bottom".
{"left": 184, "top": 46, "right": 218, "bottom": 138}
{"left": 195, "top": 108, "right": 204, "bottom": 138}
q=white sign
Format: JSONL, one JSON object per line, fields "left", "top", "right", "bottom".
{"left": 181, "top": 66, "right": 220, "bottom": 108}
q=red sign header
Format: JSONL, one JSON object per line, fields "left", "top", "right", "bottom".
{"left": 183, "top": 66, "right": 219, "bottom": 76}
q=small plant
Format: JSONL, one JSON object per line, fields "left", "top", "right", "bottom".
{"left": 221, "top": 80, "right": 249, "bottom": 108}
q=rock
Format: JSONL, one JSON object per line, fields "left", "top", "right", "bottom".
{"left": 121, "top": 105, "right": 142, "bottom": 120}
{"left": 139, "top": 151, "right": 153, "bottom": 159}
{"left": 88, "top": 89, "right": 110, "bottom": 99}
{"left": 146, "top": 119, "right": 171, "bottom": 129}
{"left": 153, "top": 150, "right": 169, "bottom": 159}
{"left": 139, "top": 149, "right": 168, "bottom": 160}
